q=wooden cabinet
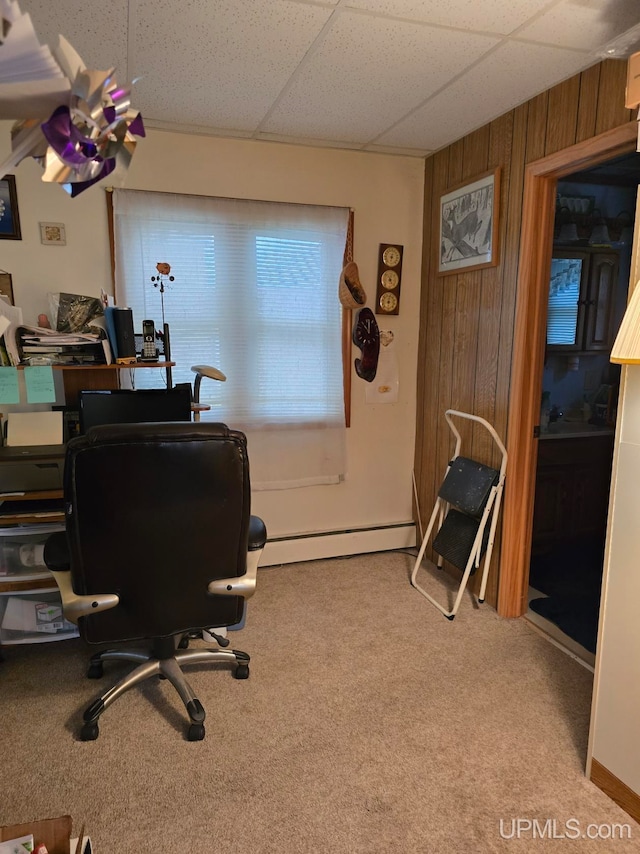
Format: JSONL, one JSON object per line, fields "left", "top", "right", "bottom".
{"left": 532, "top": 434, "right": 614, "bottom": 548}
{"left": 546, "top": 247, "right": 618, "bottom": 353}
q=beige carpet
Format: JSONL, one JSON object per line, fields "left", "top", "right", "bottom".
{"left": 1, "top": 551, "right": 638, "bottom": 853}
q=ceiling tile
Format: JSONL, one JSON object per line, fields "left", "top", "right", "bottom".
{"left": 261, "top": 10, "right": 498, "bottom": 143}
{"left": 131, "top": 0, "right": 333, "bottom": 131}
{"left": 13, "top": 0, "right": 640, "bottom": 156}
{"left": 376, "top": 40, "right": 593, "bottom": 152}
{"left": 516, "top": 0, "right": 640, "bottom": 51}
{"left": 21, "top": 0, "right": 129, "bottom": 75}
{"left": 344, "top": 0, "right": 562, "bottom": 36}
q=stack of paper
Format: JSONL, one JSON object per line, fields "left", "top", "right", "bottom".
{"left": 17, "top": 324, "right": 112, "bottom": 365}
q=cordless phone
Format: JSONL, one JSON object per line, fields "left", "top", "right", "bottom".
{"left": 141, "top": 319, "right": 158, "bottom": 361}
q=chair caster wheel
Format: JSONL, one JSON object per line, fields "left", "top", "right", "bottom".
{"left": 87, "top": 662, "right": 103, "bottom": 679}
{"left": 188, "top": 723, "right": 205, "bottom": 741}
{"left": 80, "top": 722, "right": 99, "bottom": 741}
{"left": 234, "top": 664, "right": 250, "bottom": 680}
{"left": 178, "top": 635, "right": 189, "bottom": 649}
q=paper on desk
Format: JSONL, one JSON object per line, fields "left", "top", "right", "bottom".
{"left": 6, "top": 410, "right": 63, "bottom": 446}
{"left": 20, "top": 323, "right": 100, "bottom": 343}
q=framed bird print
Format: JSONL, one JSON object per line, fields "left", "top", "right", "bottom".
{"left": 438, "top": 168, "right": 500, "bottom": 276}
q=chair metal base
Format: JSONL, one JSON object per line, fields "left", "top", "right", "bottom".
{"left": 80, "top": 642, "right": 250, "bottom": 741}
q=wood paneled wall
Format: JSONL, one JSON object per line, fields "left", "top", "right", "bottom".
{"left": 414, "top": 59, "right": 632, "bottom": 608}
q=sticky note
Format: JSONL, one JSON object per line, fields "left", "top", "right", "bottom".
{"left": 0, "top": 366, "right": 20, "bottom": 403}
{"left": 24, "top": 365, "right": 56, "bottom": 403}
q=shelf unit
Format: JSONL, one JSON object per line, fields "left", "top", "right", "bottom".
{"left": 16, "top": 361, "right": 176, "bottom": 408}
{"left": 0, "top": 505, "right": 78, "bottom": 649}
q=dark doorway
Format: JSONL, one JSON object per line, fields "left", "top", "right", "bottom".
{"left": 526, "top": 152, "right": 640, "bottom": 664}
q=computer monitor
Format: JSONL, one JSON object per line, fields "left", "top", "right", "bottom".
{"left": 78, "top": 388, "right": 192, "bottom": 434}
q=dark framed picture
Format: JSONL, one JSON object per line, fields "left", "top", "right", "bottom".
{"left": 438, "top": 167, "right": 500, "bottom": 275}
{"left": 0, "top": 174, "right": 22, "bottom": 240}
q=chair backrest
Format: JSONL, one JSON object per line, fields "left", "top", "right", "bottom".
{"left": 64, "top": 422, "right": 251, "bottom": 643}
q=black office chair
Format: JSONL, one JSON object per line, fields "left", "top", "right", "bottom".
{"left": 44, "top": 422, "right": 266, "bottom": 742}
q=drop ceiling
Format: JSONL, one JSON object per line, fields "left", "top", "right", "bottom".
{"left": 24, "top": 0, "right": 640, "bottom": 157}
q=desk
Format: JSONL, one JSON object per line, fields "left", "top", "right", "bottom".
{"left": 1, "top": 362, "right": 180, "bottom": 654}
{"left": 53, "top": 361, "right": 175, "bottom": 408}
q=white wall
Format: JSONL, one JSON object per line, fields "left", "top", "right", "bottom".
{"left": 588, "top": 193, "right": 640, "bottom": 797}
{"left": 588, "top": 365, "right": 640, "bottom": 793}
{"left": 0, "top": 124, "right": 424, "bottom": 548}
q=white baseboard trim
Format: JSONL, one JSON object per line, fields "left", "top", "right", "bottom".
{"left": 260, "top": 522, "right": 416, "bottom": 567}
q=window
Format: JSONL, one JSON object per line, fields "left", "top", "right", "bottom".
{"left": 547, "top": 256, "right": 583, "bottom": 346}
{"left": 112, "top": 189, "right": 349, "bottom": 489}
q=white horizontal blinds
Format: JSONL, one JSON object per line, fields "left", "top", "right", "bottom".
{"left": 112, "top": 189, "right": 349, "bottom": 489}
{"left": 547, "top": 257, "right": 582, "bottom": 345}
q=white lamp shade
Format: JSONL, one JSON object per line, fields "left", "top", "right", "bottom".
{"left": 611, "top": 281, "right": 640, "bottom": 364}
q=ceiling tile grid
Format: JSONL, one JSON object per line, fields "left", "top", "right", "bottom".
{"left": 25, "top": 0, "right": 129, "bottom": 77}
{"left": 260, "top": 10, "right": 500, "bottom": 143}
{"left": 516, "top": 0, "right": 640, "bottom": 51}
{"left": 13, "top": 0, "right": 640, "bottom": 156}
{"left": 131, "top": 0, "right": 334, "bottom": 131}
{"left": 343, "top": 0, "right": 563, "bottom": 36}
{"left": 375, "top": 39, "right": 593, "bottom": 151}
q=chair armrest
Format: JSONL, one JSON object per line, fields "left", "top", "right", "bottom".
{"left": 191, "top": 364, "right": 226, "bottom": 382}
{"left": 248, "top": 515, "right": 267, "bottom": 551}
{"left": 207, "top": 515, "right": 266, "bottom": 600}
{"left": 44, "top": 532, "right": 120, "bottom": 625}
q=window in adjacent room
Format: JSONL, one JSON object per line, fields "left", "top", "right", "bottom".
{"left": 111, "top": 189, "right": 350, "bottom": 489}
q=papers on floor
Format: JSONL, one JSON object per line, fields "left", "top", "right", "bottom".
{"left": 0, "top": 833, "right": 34, "bottom": 853}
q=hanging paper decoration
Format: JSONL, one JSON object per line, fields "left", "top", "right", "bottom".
{"left": 0, "top": 1, "right": 144, "bottom": 196}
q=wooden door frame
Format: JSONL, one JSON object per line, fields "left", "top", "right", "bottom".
{"left": 497, "top": 121, "right": 638, "bottom": 618}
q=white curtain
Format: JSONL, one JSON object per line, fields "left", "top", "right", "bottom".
{"left": 112, "top": 189, "right": 349, "bottom": 489}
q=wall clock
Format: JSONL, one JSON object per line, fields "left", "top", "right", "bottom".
{"left": 375, "top": 243, "right": 403, "bottom": 316}
{"left": 379, "top": 292, "right": 398, "bottom": 313}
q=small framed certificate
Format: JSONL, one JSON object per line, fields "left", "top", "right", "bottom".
{"left": 40, "top": 222, "right": 67, "bottom": 245}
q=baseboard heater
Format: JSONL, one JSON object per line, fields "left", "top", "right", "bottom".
{"left": 260, "top": 522, "right": 416, "bottom": 567}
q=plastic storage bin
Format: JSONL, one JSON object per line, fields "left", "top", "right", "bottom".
{"left": 0, "top": 524, "right": 62, "bottom": 583}
{"left": 0, "top": 588, "right": 78, "bottom": 645}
